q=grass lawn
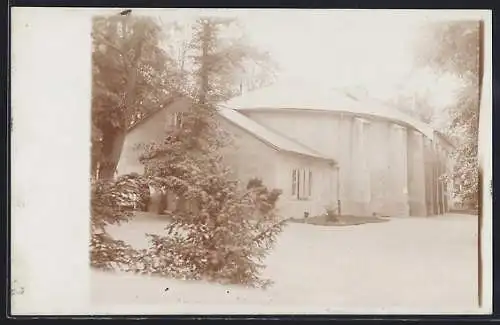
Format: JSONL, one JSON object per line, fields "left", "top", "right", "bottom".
{"left": 91, "top": 214, "right": 480, "bottom": 314}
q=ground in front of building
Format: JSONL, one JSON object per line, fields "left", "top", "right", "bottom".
{"left": 91, "top": 214, "right": 479, "bottom": 314}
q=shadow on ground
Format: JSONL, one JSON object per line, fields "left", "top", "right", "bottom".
{"left": 132, "top": 211, "right": 390, "bottom": 227}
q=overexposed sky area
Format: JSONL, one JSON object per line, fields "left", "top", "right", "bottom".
{"left": 105, "top": 9, "right": 486, "bottom": 110}
{"left": 240, "top": 10, "right": 424, "bottom": 91}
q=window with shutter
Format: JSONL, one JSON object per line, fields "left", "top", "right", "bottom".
{"left": 292, "top": 168, "right": 313, "bottom": 200}
{"left": 167, "top": 112, "right": 183, "bottom": 128}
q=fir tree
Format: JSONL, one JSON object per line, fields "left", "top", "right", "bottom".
{"left": 135, "top": 17, "right": 285, "bottom": 287}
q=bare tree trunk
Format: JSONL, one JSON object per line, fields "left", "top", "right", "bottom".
{"left": 99, "top": 129, "right": 127, "bottom": 179}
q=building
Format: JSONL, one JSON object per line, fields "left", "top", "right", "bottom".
{"left": 116, "top": 96, "right": 337, "bottom": 219}
{"left": 116, "top": 82, "right": 453, "bottom": 218}
{"left": 217, "top": 108, "right": 338, "bottom": 219}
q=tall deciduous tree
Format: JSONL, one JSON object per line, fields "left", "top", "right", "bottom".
{"left": 415, "top": 20, "right": 481, "bottom": 209}
{"left": 91, "top": 14, "right": 179, "bottom": 180}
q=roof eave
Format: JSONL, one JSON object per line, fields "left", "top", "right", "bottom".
{"left": 280, "top": 149, "right": 337, "bottom": 165}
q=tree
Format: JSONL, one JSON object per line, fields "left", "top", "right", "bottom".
{"left": 136, "top": 133, "right": 285, "bottom": 286}
{"left": 415, "top": 20, "right": 481, "bottom": 209}
{"left": 180, "top": 17, "right": 278, "bottom": 103}
{"left": 90, "top": 173, "right": 149, "bottom": 270}
{"left": 90, "top": 13, "right": 183, "bottom": 269}
{"left": 91, "top": 14, "right": 179, "bottom": 180}
{"left": 134, "top": 17, "right": 285, "bottom": 287}
{"left": 415, "top": 21, "right": 480, "bottom": 84}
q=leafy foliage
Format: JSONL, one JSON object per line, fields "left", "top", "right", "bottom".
{"left": 90, "top": 174, "right": 149, "bottom": 270}
{"left": 415, "top": 21, "right": 480, "bottom": 83}
{"left": 91, "top": 14, "right": 180, "bottom": 179}
{"left": 415, "top": 20, "right": 481, "bottom": 209}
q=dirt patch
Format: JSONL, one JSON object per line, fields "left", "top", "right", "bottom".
{"left": 288, "top": 214, "right": 390, "bottom": 227}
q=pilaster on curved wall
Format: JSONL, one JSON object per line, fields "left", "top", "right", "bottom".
{"left": 242, "top": 110, "right": 431, "bottom": 217}
{"left": 407, "top": 130, "right": 427, "bottom": 216}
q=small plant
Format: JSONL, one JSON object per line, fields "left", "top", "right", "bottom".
{"left": 325, "top": 206, "right": 339, "bottom": 223}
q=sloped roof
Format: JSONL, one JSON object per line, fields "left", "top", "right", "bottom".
{"left": 217, "top": 107, "right": 336, "bottom": 163}
{"left": 223, "top": 81, "right": 437, "bottom": 140}
{"left": 126, "top": 96, "right": 335, "bottom": 163}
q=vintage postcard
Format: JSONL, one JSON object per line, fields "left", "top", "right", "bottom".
{"left": 10, "top": 8, "right": 492, "bottom": 315}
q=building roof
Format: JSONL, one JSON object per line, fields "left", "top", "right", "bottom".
{"left": 223, "top": 81, "right": 438, "bottom": 140}
{"left": 218, "top": 107, "right": 336, "bottom": 163}
{"left": 126, "top": 96, "right": 335, "bottom": 163}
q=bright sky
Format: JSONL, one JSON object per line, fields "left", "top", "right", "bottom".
{"left": 239, "top": 11, "right": 421, "bottom": 91}
{"left": 132, "top": 9, "right": 486, "bottom": 111}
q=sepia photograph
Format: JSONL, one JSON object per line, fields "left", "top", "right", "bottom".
{"left": 10, "top": 8, "right": 492, "bottom": 316}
